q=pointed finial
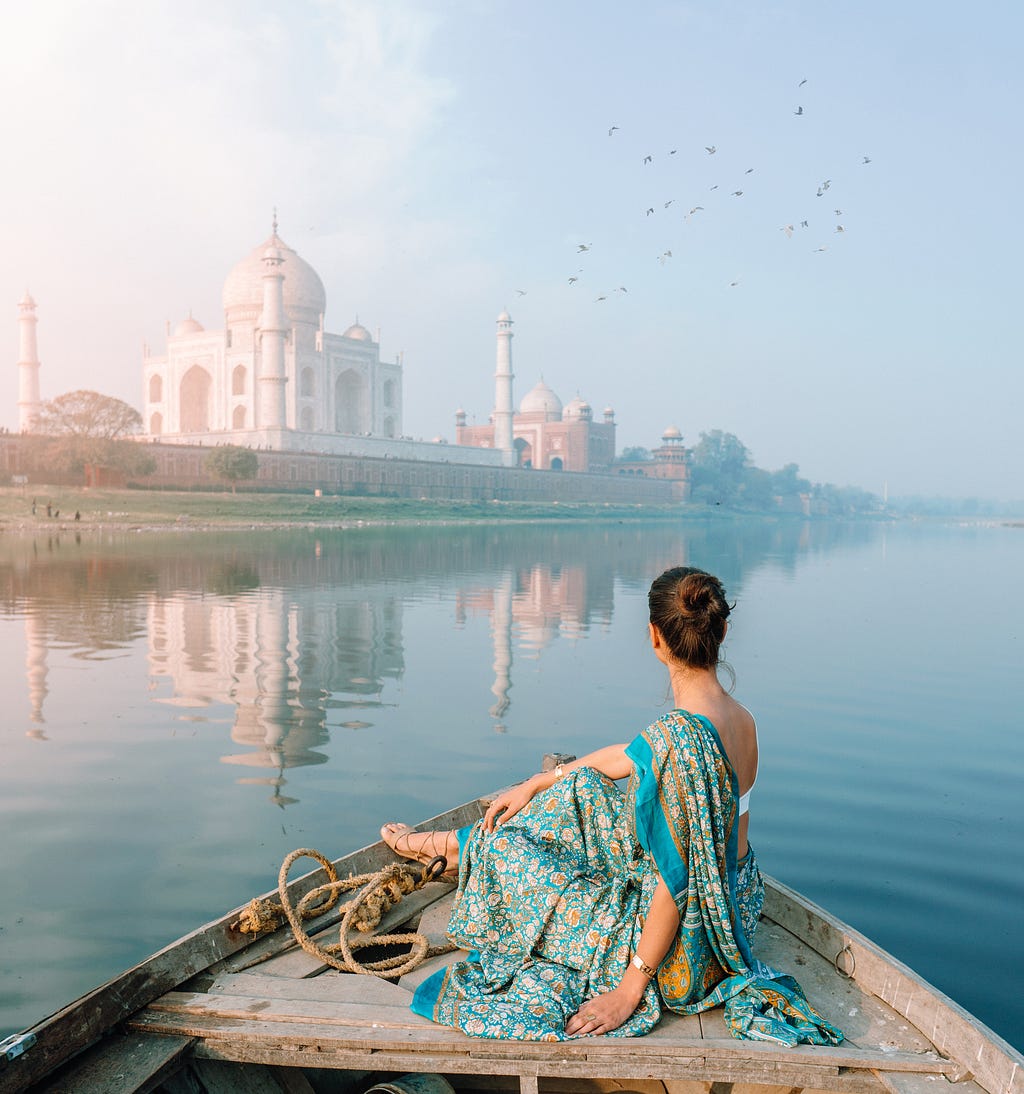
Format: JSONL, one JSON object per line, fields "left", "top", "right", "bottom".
{"left": 272, "top": 207, "right": 278, "bottom": 236}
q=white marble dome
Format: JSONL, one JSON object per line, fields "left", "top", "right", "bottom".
{"left": 174, "top": 316, "right": 204, "bottom": 337}
{"left": 662, "top": 425, "right": 683, "bottom": 441}
{"left": 343, "top": 321, "right": 373, "bottom": 342}
{"left": 222, "top": 232, "right": 326, "bottom": 321}
{"left": 520, "top": 379, "right": 562, "bottom": 419}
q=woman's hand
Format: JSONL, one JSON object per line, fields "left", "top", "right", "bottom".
{"left": 565, "top": 985, "right": 644, "bottom": 1036}
{"left": 482, "top": 779, "right": 542, "bottom": 832}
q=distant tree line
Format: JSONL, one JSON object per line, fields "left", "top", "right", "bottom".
{"left": 617, "top": 429, "right": 879, "bottom": 515}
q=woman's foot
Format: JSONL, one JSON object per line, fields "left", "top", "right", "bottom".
{"left": 380, "top": 823, "right": 460, "bottom": 878}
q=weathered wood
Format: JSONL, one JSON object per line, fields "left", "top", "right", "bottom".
{"left": 208, "top": 970, "right": 415, "bottom": 1007}
{"left": 0, "top": 798, "right": 486, "bottom": 1094}
{"left": 872, "top": 1070, "right": 987, "bottom": 1094}
{"left": 416, "top": 891, "right": 458, "bottom": 949}
{"left": 30, "top": 1032, "right": 194, "bottom": 1094}
{"left": 763, "top": 877, "right": 1024, "bottom": 1094}
{"left": 192, "top": 1057, "right": 290, "bottom": 1093}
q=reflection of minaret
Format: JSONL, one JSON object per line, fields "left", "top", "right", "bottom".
{"left": 257, "top": 218, "right": 287, "bottom": 430}
{"left": 494, "top": 309, "right": 515, "bottom": 465}
{"left": 25, "top": 612, "right": 48, "bottom": 725}
{"left": 489, "top": 572, "right": 513, "bottom": 727}
{"left": 17, "top": 291, "right": 42, "bottom": 432}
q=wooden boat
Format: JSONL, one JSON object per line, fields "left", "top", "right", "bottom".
{"left": 2, "top": 784, "right": 1021, "bottom": 1094}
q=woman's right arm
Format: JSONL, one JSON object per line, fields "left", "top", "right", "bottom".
{"left": 482, "top": 745, "right": 631, "bottom": 831}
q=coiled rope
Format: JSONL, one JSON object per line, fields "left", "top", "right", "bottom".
{"left": 231, "top": 847, "right": 455, "bottom": 978}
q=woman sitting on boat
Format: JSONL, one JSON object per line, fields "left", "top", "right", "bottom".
{"left": 382, "top": 566, "right": 841, "bottom": 1045}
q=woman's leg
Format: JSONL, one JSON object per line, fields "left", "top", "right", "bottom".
{"left": 381, "top": 823, "right": 461, "bottom": 871}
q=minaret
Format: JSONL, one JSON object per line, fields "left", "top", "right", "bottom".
{"left": 17, "top": 292, "right": 42, "bottom": 432}
{"left": 494, "top": 309, "right": 515, "bottom": 463}
{"left": 257, "top": 242, "right": 287, "bottom": 431}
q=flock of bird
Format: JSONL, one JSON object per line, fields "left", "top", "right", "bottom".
{"left": 513, "top": 79, "right": 874, "bottom": 303}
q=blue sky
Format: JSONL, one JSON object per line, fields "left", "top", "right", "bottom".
{"left": 2, "top": 0, "right": 1021, "bottom": 499}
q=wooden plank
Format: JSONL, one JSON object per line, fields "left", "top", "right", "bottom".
{"left": 872, "top": 1070, "right": 987, "bottom": 1094}
{"left": 0, "top": 797, "right": 487, "bottom": 1094}
{"left": 192, "top": 1057, "right": 289, "bottom": 1093}
{"left": 31, "top": 1032, "right": 194, "bottom": 1094}
{"left": 128, "top": 1005, "right": 963, "bottom": 1080}
{"left": 253, "top": 882, "right": 453, "bottom": 979}
{"left": 208, "top": 970, "right": 415, "bottom": 1006}
{"left": 763, "top": 876, "right": 1024, "bottom": 1094}
{"left": 145, "top": 989, "right": 437, "bottom": 1030}
{"left": 417, "top": 890, "right": 458, "bottom": 948}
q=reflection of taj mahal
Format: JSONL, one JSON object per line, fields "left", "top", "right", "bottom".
{"left": 142, "top": 217, "right": 404, "bottom": 449}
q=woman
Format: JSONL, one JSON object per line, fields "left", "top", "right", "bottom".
{"left": 382, "top": 567, "right": 840, "bottom": 1045}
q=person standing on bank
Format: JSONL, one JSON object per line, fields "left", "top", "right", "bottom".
{"left": 382, "top": 567, "right": 841, "bottom": 1045}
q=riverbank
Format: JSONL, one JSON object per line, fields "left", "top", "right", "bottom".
{"left": 0, "top": 485, "right": 684, "bottom": 532}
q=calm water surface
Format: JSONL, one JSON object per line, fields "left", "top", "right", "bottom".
{"left": 1, "top": 519, "right": 1021, "bottom": 1050}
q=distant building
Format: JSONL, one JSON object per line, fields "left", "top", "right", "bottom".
{"left": 455, "top": 310, "right": 617, "bottom": 472}
{"left": 142, "top": 218, "right": 405, "bottom": 451}
{"left": 615, "top": 426, "right": 690, "bottom": 500}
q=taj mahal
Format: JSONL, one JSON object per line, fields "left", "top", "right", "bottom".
{"left": 14, "top": 220, "right": 689, "bottom": 494}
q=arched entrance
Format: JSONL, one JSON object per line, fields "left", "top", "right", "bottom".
{"left": 550, "top": 456, "right": 563, "bottom": 470}
{"left": 335, "top": 370, "right": 367, "bottom": 434}
{"left": 514, "top": 437, "right": 532, "bottom": 468}
{"left": 180, "top": 366, "right": 212, "bottom": 432}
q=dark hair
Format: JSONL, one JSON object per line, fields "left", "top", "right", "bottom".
{"left": 648, "top": 566, "right": 731, "bottom": 669}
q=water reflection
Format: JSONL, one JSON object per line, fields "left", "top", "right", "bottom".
{"left": 1, "top": 520, "right": 879, "bottom": 792}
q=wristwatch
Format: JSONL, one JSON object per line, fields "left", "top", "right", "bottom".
{"left": 632, "top": 953, "right": 657, "bottom": 979}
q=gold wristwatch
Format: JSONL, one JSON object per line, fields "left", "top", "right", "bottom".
{"left": 632, "top": 953, "right": 657, "bottom": 979}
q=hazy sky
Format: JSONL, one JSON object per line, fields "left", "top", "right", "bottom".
{"left": 3, "top": 1, "right": 1021, "bottom": 499}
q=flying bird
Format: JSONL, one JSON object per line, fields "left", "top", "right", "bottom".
{"left": 800, "top": 220, "right": 809, "bottom": 227}
{"left": 664, "top": 200, "right": 674, "bottom": 208}
{"left": 709, "top": 184, "right": 719, "bottom": 191}
{"left": 515, "top": 289, "right": 527, "bottom": 296}
{"left": 729, "top": 279, "right": 740, "bottom": 287}
{"left": 658, "top": 250, "right": 673, "bottom": 264}
{"left": 780, "top": 224, "right": 794, "bottom": 237}
{"left": 643, "top": 155, "right": 653, "bottom": 164}
{"left": 835, "top": 225, "right": 845, "bottom": 233}
{"left": 567, "top": 277, "right": 578, "bottom": 284}
{"left": 813, "top": 246, "right": 827, "bottom": 252}
{"left": 615, "top": 286, "right": 628, "bottom": 293}
{"left": 668, "top": 149, "right": 677, "bottom": 155}
{"left": 862, "top": 155, "right": 872, "bottom": 164}
{"left": 595, "top": 295, "right": 607, "bottom": 302}
{"left": 732, "top": 190, "right": 743, "bottom": 197}
{"left": 799, "top": 78, "right": 807, "bottom": 87}
{"left": 646, "top": 207, "right": 655, "bottom": 216}
{"left": 705, "top": 145, "right": 716, "bottom": 154}
{"left": 834, "top": 209, "right": 843, "bottom": 216}
{"left": 577, "top": 243, "right": 592, "bottom": 252}
{"left": 689, "top": 205, "right": 704, "bottom": 214}
{"left": 745, "top": 167, "right": 754, "bottom": 174}
{"left": 794, "top": 106, "right": 804, "bottom": 115}
{"left": 608, "top": 126, "right": 619, "bottom": 136}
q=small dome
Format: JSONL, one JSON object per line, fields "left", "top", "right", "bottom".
{"left": 662, "top": 425, "right": 683, "bottom": 442}
{"left": 520, "top": 379, "right": 562, "bottom": 419}
{"left": 223, "top": 229, "right": 326, "bottom": 323}
{"left": 174, "top": 316, "right": 204, "bottom": 337}
{"left": 497, "top": 308, "right": 512, "bottom": 323}
{"left": 603, "top": 405, "right": 615, "bottom": 418}
{"left": 19, "top": 290, "right": 36, "bottom": 309}
{"left": 343, "top": 322, "right": 373, "bottom": 342}
{"left": 563, "top": 395, "right": 592, "bottom": 421}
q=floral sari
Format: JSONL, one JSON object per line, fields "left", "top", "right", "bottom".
{"left": 411, "top": 710, "right": 842, "bottom": 1046}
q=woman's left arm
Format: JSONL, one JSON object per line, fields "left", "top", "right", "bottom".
{"left": 565, "top": 876, "right": 680, "bottom": 1036}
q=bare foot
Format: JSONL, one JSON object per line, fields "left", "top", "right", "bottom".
{"left": 380, "top": 823, "right": 460, "bottom": 877}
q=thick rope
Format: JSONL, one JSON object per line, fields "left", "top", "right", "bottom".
{"left": 232, "top": 848, "right": 455, "bottom": 978}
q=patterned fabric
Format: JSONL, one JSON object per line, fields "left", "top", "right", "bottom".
{"left": 411, "top": 710, "right": 842, "bottom": 1046}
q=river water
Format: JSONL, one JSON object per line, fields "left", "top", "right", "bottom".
{"left": 1, "top": 518, "right": 1021, "bottom": 1050}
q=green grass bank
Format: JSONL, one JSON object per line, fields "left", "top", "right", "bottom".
{"left": 0, "top": 485, "right": 684, "bottom": 532}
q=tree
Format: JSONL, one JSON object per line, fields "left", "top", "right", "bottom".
{"left": 30, "top": 390, "right": 154, "bottom": 480}
{"left": 688, "top": 430, "right": 752, "bottom": 505}
{"left": 35, "top": 390, "right": 143, "bottom": 439}
{"left": 205, "top": 445, "right": 259, "bottom": 492}
{"left": 617, "top": 446, "right": 652, "bottom": 462}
